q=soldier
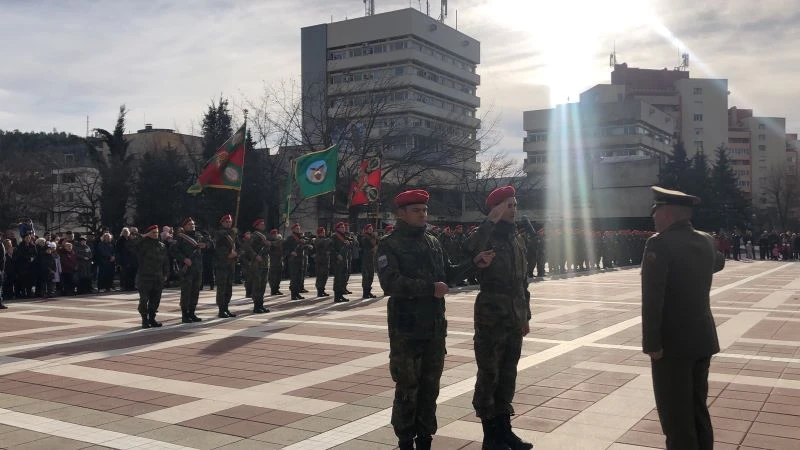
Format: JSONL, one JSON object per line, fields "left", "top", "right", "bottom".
{"left": 214, "top": 214, "right": 238, "bottom": 318}
{"left": 248, "top": 219, "right": 270, "bottom": 313}
{"left": 642, "top": 186, "right": 725, "bottom": 450}
{"left": 267, "top": 229, "right": 284, "bottom": 295}
{"left": 313, "top": 227, "right": 331, "bottom": 297}
{"left": 359, "top": 224, "right": 378, "bottom": 299}
{"left": 240, "top": 231, "right": 253, "bottom": 298}
{"left": 331, "top": 222, "right": 351, "bottom": 303}
{"left": 285, "top": 223, "right": 308, "bottom": 300}
{"left": 377, "top": 189, "right": 495, "bottom": 450}
{"left": 464, "top": 186, "right": 533, "bottom": 450}
{"left": 135, "top": 225, "right": 169, "bottom": 329}
{"left": 171, "top": 218, "right": 207, "bottom": 323}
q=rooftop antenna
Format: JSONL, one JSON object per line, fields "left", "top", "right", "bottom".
{"left": 426, "top": 0, "right": 430, "bottom": 16}
{"left": 439, "top": 0, "right": 447, "bottom": 22}
{"left": 609, "top": 41, "right": 617, "bottom": 68}
{"left": 363, "top": 0, "right": 374, "bottom": 16}
{"left": 676, "top": 51, "right": 690, "bottom": 71}
{"left": 86, "top": 115, "right": 90, "bottom": 137}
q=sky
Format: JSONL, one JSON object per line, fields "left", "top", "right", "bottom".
{"left": 1, "top": 0, "right": 798, "bottom": 161}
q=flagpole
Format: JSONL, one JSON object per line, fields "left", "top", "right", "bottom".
{"left": 233, "top": 109, "right": 248, "bottom": 229}
{"left": 375, "top": 154, "right": 382, "bottom": 230}
{"left": 285, "top": 158, "right": 294, "bottom": 235}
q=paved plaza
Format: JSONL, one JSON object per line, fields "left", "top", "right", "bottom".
{"left": 0, "top": 260, "right": 799, "bottom": 449}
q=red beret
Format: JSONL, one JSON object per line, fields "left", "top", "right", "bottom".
{"left": 269, "top": 229, "right": 278, "bottom": 235}
{"left": 317, "top": 227, "right": 326, "bottom": 234}
{"left": 385, "top": 225, "right": 394, "bottom": 232}
{"left": 146, "top": 224, "right": 159, "bottom": 233}
{"left": 455, "top": 225, "right": 463, "bottom": 231}
{"left": 291, "top": 222, "right": 300, "bottom": 230}
{"left": 443, "top": 226, "right": 450, "bottom": 232}
{"left": 252, "top": 218, "right": 265, "bottom": 228}
{"left": 335, "top": 222, "right": 347, "bottom": 230}
{"left": 182, "top": 217, "right": 194, "bottom": 227}
{"left": 432, "top": 226, "right": 440, "bottom": 231}
{"left": 394, "top": 189, "right": 429, "bottom": 208}
{"left": 486, "top": 185, "right": 516, "bottom": 209}
{"left": 364, "top": 224, "right": 374, "bottom": 231}
{"left": 220, "top": 214, "right": 233, "bottom": 223}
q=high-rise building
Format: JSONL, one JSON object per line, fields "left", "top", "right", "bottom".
{"left": 301, "top": 8, "right": 481, "bottom": 175}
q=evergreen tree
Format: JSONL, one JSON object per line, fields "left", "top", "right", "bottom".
{"left": 659, "top": 141, "right": 692, "bottom": 190}
{"left": 686, "top": 151, "right": 714, "bottom": 230}
{"left": 87, "top": 105, "right": 133, "bottom": 233}
{"left": 711, "top": 144, "right": 750, "bottom": 231}
{"left": 238, "top": 130, "right": 268, "bottom": 229}
{"left": 134, "top": 148, "right": 192, "bottom": 227}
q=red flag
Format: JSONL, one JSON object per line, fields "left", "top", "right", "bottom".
{"left": 187, "top": 125, "right": 246, "bottom": 193}
{"left": 349, "top": 156, "right": 381, "bottom": 206}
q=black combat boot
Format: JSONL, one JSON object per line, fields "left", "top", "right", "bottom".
{"left": 189, "top": 310, "right": 203, "bottom": 322}
{"left": 300, "top": 288, "right": 309, "bottom": 293}
{"left": 398, "top": 439, "right": 414, "bottom": 450}
{"left": 141, "top": 316, "right": 151, "bottom": 329}
{"left": 344, "top": 289, "right": 352, "bottom": 294}
{"left": 498, "top": 415, "right": 533, "bottom": 449}
{"left": 334, "top": 294, "right": 349, "bottom": 303}
{"left": 218, "top": 307, "right": 230, "bottom": 318}
{"left": 481, "top": 418, "right": 512, "bottom": 450}
{"left": 415, "top": 435, "right": 432, "bottom": 450}
{"left": 181, "top": 310, "right": 193, "bottom": 324}
{"left": 148, "top": 314, "right": 162, "bottom": 328}
{"left": 317, "top": 290, "right": 327, "bottom": 297}
{"left": 225, "top": 307, "right": 237, "bottom": 317}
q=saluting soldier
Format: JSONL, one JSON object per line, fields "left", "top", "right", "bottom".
{"left": 267, "top": 229, "right": 284, "bottom": 295}
{"left": 642, "top": 186, "right": 725, "bottom": 450}
{"left": 377, "top": 189, "right": 495, "bottom": 450}
{"left": 313, "top": 227, "right": 332, "bottom": 297}
{"left": 214, "top": 214, "right": 238, "bottom": 318}
{"left": 359, "top": 224, "right": 378, "bottom": 299}
{"left": 285, "top": 223, "right": 308, "bottom": 300}
{"left": 249, "top": 219, "right": 271, "bottom": 313}
{"left": 171, "top": 217, "right": 207, "bottom": 323}
{"left": 135, "top": 225, "right": 169, "bottom": 329}
{"left": 331, "top": 222, "right": 351, "bottom": 303}
{"left": 464, "top": 186, "right": 533, "bottom": 450}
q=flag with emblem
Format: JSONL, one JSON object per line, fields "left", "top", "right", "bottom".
{"left": 294, "top": 144, "right": 338, "bottom": 198}
{"left": 187, "top": 124, "right": 246, "bottom": 194}
{"left": 349, "top": 155, "right": 381, "bottom": 207}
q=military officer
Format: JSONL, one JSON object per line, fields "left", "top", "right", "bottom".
{"left": 642, "top": 186, "right": 724, "bottom": 450}
{"left": 285, "top": 223, "right": 308, "bottom": 300}
{"left": 331, "top": 222, "right": 351, "bottom": 303}
{"left": 214, "top": 214, "right": 238, "bottom": 318}
{"left": 464, "top": 186, "right": 533, "bottom": 450}
{"left": 135, "top": 225, "right": 169, "bottom": 329}
{"left": 377, "top": 189, "right": 495, "bottom": 450}
{"left": 313, "top": 227, "right": 332, "bottom": 297}
{"left": 359, "top": 224, "right": 378, "bottom": 299}
{"left": 171, "top": 217, "right": 207, "bottom": 323}
{"left": 249, "top": 219, "right": 271, "bottom": 313}
{"left": 267, "top": 229, "right": 284, "bottom": 295}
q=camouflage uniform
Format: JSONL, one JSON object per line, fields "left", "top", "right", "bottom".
{"left": 249, "top": 231, "right": 270, "bottom": 311}
{"left": 359, "top": 232, "right": 378, "bottom": 298}
{"left": 135, "top": 237, "right": 169, "bottom": 326}
{"left": 267, "top": 234, "right": 283, "bottom": 295}
{"left": 215, "top": 228, "right": 237, "bottom": 315}
{"left": 332, "top": 232, "right": 351, "bottom": 301}
{"left": 313, "top": 236, "right": 332, "bottom": 296}
{"left": 376, "top": 220, "right": 472, "bottom": 445}
{"left": 240, "top": 237, "right": 253, "bottom": 297}
{"left": 284, "top": 233, "right": 308, "bottom": 299}
{"left": 171, "top": 231, "right": 205, "bottom": 321}
{"left": 464, "top": 220, "right": 531, "bottom": 421}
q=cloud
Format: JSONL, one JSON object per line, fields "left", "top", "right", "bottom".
{"left": 0, "top": 0, "right": 796, "bottom": 153}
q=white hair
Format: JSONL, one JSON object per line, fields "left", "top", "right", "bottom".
{"left": 120, "top": 227, "right": 130, "bottom": 237}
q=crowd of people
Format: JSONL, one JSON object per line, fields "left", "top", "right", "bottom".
{"left": 713, "top": 229, "right": 800, "bottom": 261}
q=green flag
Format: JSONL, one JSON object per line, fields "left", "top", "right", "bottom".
{"left": 294, "top": 144, "right": 338, "bottom": 198}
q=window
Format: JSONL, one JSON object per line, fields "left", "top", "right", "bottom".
{"left": 694, "top": 128, "right": 703, "bottom": 136}
{"left": 693, "top": 87, "right": 703, "bottom": 95}
{"left": 64, "top": 153, "right": 75, "bottom": 167}
{"left": 62, "top": 173, "right": 77, "bottom": 184}
{"left": 694, "top": 141, "right": 704, "bottom": 152}
{"left": 394, "top": 67, "right": 404, "bottom": 76}
{"left": 758, "top": 123, "right": 766, "bottom": 130}
{"left": 693, "top": 113, "right": 703, "bottom": 121}
{"left": 758, "top": 145, "right": 766, "bottom": 151}
{"left": 759, "top": 134, "right": 766, "bottom": 141}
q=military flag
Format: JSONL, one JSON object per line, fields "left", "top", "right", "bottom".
{"left": 349, "top": 155, "right": 381, "bottom": 206}
{"left": 187, "top": 124, "right": 246, "bottom": 194}
{"left": 294, "top": 144, "right": 338, "bottom": 198}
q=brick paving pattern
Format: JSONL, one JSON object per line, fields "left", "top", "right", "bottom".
{"left": 0, "top": 260, "right": 798, "bottom": 449}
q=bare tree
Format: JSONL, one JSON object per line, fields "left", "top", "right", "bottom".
{"left": 59, "top": 169, "right": 103, "bottom": 235}
{"left": 764, "top": 167, "right": 800, "bottom": 230}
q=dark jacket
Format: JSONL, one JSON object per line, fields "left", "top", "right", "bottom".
{"left": 376, "top": 220, "right": 472, "bottom": 339}
{"left": 59, "top": 249, "right": 78, "bottom": 273}
{"left": 134, "top": 237, "right": 169, "bottom": 281}
{"left": 641, "top": 220, "right": 725, "bottom": 359}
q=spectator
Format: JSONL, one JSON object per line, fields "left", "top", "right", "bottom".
{"left": 59, "top": 242, "right": 78, "bottom": 295}
{"left": 35, "top": 240, "right": 56, "bottom": 298}
{"left": 96, "top": 232, "right": 116, "bottom": 292}
{"left": 14, "top": 234, "right": 36, "bottom": 298}
{"left": 75, "top": 236, "right": 94, "bottom": 294}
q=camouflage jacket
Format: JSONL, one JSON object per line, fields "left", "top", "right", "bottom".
{"left": 377, "top": 220, "right": 473, "bottom": 339}
{"left": 171, "top": 231, "right": 205, "bottom": 273}
{"left": 267, "top": 235, "right": 283, "bottom": 266}
{"left": 135, "top": 237, "right": 169, "bottom": 281}
{"left": 214, "top": 228, "right": 237, "bottom": 267}
{"left": 313, "top": 237, "right": 332, "bottom": 268}
{"left": 250, "top": 231, "right": 270, "bottom": 269}
{"left": 332, "top": 232, "right": 351, "bottom": 264}
{"left": 465, "top": 220, "right": 531, "bottom": 329}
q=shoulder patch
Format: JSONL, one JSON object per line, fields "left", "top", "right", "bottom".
{"left": 377, "top": 254, "right": 388, "bottom": 269}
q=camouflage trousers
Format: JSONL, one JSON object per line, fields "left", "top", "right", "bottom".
{"left": 472, "top": 324, "right": 523, "bottom": 419}
{"left": 389, "top": 334, "right": 446, "bottom": 442}
{"left": 249, "top": 265, "right": 268, "bottom": 308}
{"left": 333, "top": 259, "right": 349, "bottom": 295}
{"left": 137, "top": 277, "right": 163, "bottom": 317}
{"left": 288, "top": 257, "right": 304, "bottom": 295}
{"left": 361, "top": 262, "right": 374, "bottom": 292}
{"left": 179, "top": 269, "right": 202, "bottom": 313}
{"left": 215, "top": 264, "right": 234, "bottom": 308}
{"left": 315, "top": 264, "right": 329, "bottom": 292}
{"left": 268, "top": 262, "right": 282, "bottom": 294}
